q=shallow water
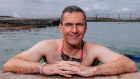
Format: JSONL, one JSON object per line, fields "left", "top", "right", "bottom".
{"left": 0, "top": 22, "right": 140, "bottom": 71}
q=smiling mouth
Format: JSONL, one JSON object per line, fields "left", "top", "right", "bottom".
{"left": 68, "top": 33, "right": 80, "bottom": 38}
{"left": 71, "top": 36, "right": 78, "bottom": 38}
{"left": 70, "top": 35, "right": 80, "bottom": 38}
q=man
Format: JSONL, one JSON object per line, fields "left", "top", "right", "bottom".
{"left": 2, "top": 6, "right": 137, "bottom": 77}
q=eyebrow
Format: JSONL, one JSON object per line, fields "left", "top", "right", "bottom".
{"left": 64, "top": 22, "right": 84, "bottom": 25}
{"left": 76, "top": 23, "right": 84, "bottom": 25}
{"left": 64, "top": 23, "right": 73, "bottom": 26}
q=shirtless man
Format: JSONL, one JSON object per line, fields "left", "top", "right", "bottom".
{"left": 2, "top": 6, "right": 137, "bottom": 77}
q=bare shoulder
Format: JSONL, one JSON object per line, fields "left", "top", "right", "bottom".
{"left": 36, "top": 39, "right": 62, "bottom": 47}
{"left": 30, "top": 39, "right": 62, "bottom": 54}
{"left": 84, "top": 41, "right": 124, "bottom": 63}
{"left": 83, "top": 41, "right": 100, "bottom": 58}
{"left": 85, "top": 41, "right": 117, "bottom": 55}
{"left": 84, "top": 41, "right": 104, "bottom": 54}
{"left": 38, "top": 39, "right": 59, "bottom": 48}
{"left": 14, "top": 39, "right": 62, "bottom": 62}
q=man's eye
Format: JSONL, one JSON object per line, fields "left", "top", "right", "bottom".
{"left": 76, "top": 23, "right": 84, "bottom": 26}
{"left": 65, "top": 23, "right": 73, "bottom": 26}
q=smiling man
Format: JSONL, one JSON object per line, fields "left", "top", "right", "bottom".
{"left": 2, "top": 6, "right": 137, "bottom": 77}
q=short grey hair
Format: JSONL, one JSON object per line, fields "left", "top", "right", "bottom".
{"left": 60, "top": 6, "right": 87, "bottom": 25}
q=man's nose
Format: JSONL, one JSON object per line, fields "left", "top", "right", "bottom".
{"left": 72, "top": 25, "right": 78, "bottom": 33}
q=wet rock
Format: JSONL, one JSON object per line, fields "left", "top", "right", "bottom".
{"left": 0, "top": 18, "right": 60, "bottom": 29}
{"left": 0, "top": 72, "right": 140, "bottom": 79}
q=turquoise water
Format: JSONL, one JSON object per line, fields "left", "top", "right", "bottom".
{"left": 0, "top": 22, "right": 140, "bottom": 71}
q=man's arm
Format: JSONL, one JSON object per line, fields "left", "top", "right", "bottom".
{"left": 2, "top": 41, "right": 46, "bottom": 73}
{"left": 94, "top": 55, "right": 137, "bottom": 75}
{"left": 57, "top": 55, "right": 137, "bottom": 77}
{"left": 2, "top": 57, "right": 42, "bottom": 73}
{"left": 93, "top": 45, "right": 137, "bottom": 75}
{"left": 76, "top": 44, "right": 137, "bottom": 77}
{"left": 58, "top": 44, "right": 137, "bottom": 77}
{"left": 2, "top": 40, "right": 76, "bottom": 77}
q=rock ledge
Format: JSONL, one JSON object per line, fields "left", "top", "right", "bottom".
{"left": 0, "top": 72, "right": 140, "bottom": 79}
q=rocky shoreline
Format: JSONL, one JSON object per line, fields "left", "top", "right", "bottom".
{"left": 0, "top": 16, "right": 140, "bottom": 29}
{"left": 0, "top": 17, "right": 60, "bottom": 29}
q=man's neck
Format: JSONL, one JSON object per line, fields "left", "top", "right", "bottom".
{"left": 63, "top": 41, "right": 82, "bottom": 57}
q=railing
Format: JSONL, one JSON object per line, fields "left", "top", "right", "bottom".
{"left": 87, "top": 14, "right": 140, "bottom": 22}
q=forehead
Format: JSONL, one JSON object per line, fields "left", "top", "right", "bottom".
{"left": 62, "top": 12, "right": 85, "bottom": 23}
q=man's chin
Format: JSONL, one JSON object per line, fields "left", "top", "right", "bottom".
{"left": 68, "top": 39, "right": 81, "bottom": 45}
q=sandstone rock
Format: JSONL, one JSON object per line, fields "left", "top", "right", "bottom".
{"left": 0, "top": 72, "right": 140, "bottom": 79}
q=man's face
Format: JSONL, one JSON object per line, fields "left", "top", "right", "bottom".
{"left": 59, "top": 12, "right": 87, "bottom": 45}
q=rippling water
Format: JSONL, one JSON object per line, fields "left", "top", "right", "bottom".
{"left": 0, "top": 22, "right": 140, "bottom": 71}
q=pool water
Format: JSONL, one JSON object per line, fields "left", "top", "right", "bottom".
{"left": 0, "top": 22, "right": 140, "bottom": 71}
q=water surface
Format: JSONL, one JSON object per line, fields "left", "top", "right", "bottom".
{"left": 0, "top": 22, "right": 140, "bottom": 71}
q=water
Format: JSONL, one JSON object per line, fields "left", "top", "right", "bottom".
{"left": 0, "top": 22, "right": 140, "bottom": 72}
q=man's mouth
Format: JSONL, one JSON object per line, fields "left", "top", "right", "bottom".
{"left": 71, "top": 35, "right": 79, "bottom": 38}
{"left": 69, "top": 34, "right": 80, "bottom": 39}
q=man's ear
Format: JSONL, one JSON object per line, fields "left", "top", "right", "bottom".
{"left": 85, "top": 24, "right": 87, "bottom": 33}
{"left": 59, "top": 24, "right": 63, "bottom": 34}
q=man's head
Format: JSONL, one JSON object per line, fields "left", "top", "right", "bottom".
{"left": 59, "top": 6, "right": 87, "bottom": 46}
{"left": 60, "top": 6, "right": 87, "bottom": 25}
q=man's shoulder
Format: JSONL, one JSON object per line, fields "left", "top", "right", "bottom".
{"left": 84, "top": 41, "right": 100, "bottom": 48}
{"left": 31, "top": 39, "right": 62, "bottom": 54}
{"left": 39, "top": 39, "right": 62, "bottom": 43}
{"left": 37, "top": 39, "right": 62, "bottom": 47}
{"left": 84, "top": 41, "right": 107, "bottom": 52}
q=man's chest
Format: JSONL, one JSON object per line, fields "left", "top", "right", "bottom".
{"left": 45, "top": 52, "right": 98, "bottom": 66}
